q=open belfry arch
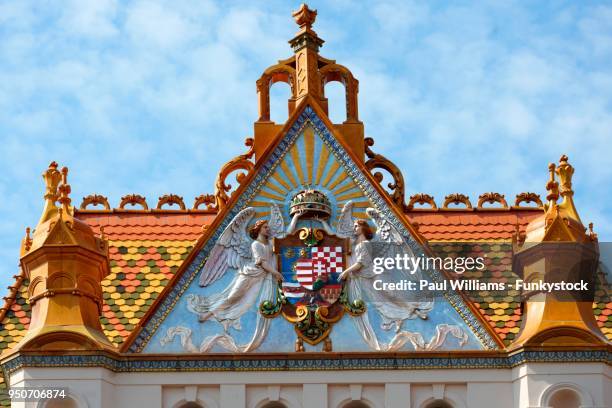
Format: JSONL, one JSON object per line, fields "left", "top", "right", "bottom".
{"left": 0, "top": 4, "right": 609, "bottom": 408}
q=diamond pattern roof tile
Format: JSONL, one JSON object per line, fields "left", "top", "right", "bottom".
{"left": 0, "top": 208, "right": 608, "bottom": 375}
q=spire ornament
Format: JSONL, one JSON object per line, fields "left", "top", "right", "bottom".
{"left": 37, "top": 161, "right": 62, "bottom": 226}
{"left": 289, "top": 3, "right": 324, "bottom": 100}
{"left": 292, "top": 3, "right": 317, "bottom": 33}
{"left": 555, "top": 154, "right": 582, "bottom": 223}
{"left": 22, "top": 227, "right": 32, "bottom": 255}
{"left": 57, "top": 166, "right": 72, "bottom": 214}
{"left": 545, "top": 163, "right": 559, "bottom": 206}
{"left": 556, "top": 154, "right": 574, "bottom": 197}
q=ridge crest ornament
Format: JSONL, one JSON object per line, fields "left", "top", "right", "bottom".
{"left": 261, "top": 217, "right": 365, "bottom": 352}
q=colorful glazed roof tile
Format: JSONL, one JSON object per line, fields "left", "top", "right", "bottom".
{"left": 0, "top": 211, "right": 214, "bottom": 352}
{"left": 0, "top": 202, "right": 604, "bottom": 406}
{"left": 79, "top": 212, "right": 214, "bottom": 347}
{"left": 0, "top": 206, "right": 608, "bottom": 356}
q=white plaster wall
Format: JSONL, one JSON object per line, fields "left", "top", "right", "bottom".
{"left": 411, "top": 384, "right": 467, "bottom": 408}
{"left": 245, "top": 384, "right": 302, "bottom": 408}
{"left": 468, "top": 382, "right": 512, "bottom": 408}
{"left": 6, "top": 362, "right": 610, "bottom": 408}
{"left": 328, "top": 384, "right": 385, "bottom": 407}
{"left": 511, "top": 362, "right": 612, "bottom": 408}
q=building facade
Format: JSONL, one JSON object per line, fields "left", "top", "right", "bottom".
{"left": 0, "top": 5, "right": 610, "bottom": 408}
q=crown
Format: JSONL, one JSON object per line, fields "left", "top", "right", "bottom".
{"left": 289, "top": 188, "right": 331, "bottom": 220}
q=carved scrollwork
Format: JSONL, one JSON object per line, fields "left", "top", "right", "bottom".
{"left": 364, "top": 137, "right": 406, "bottom": 209}
{"left": 193, "top": 194, "right": 217, "bottom": 211}
{"left": 407, "top": 193, "right": 437, "bottom": 210}
{"left": 214, "top": 138, "right": 256, "bottom": 210}
{"left": 477, "top": 192, "right": 508, "bottom": 209}
{"left": 514, "top": 192, "right": 543, "bottom": 208}
{"left": 442, "top": 193, "right": 472, "bottom": 209}
{"left": 80, "top": 194, "right": 110, "bottom": 210}
{"left": 118, "top": 194, "right": 148, "bottom": 210}
{"left": 156, "top": 194, "right": 186, "bottom": 210}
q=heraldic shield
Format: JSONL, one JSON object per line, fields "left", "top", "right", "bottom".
{"left": 260, "top": 227, "right": 365, "bottom": 351}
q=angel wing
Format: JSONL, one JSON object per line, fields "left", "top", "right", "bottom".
{"left": 198, "top": 207, "right": 256, "bottom": 287}
{"left": 268, "top": 203, "right": 285, "bottom": 238}
{"left": 365, "top": 207, "right": 434, "bottom": 325}
{"left": 366, "top": 207, "right": 404, "bottom": 245}
{"left": 365, "top": 207, "right": 405, "bottom": 269}
{"left": 336, "top": 201, "right": 354, "bottom": 238}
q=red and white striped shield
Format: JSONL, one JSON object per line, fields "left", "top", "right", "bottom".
{"left": 295, "top": 257, "right": 329, "bottom": 290}
{"left": 280, "top": 245, "right": 345, "bottom": 306}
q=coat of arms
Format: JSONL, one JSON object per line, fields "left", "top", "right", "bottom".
{"left": 260, "top": 189, "right": 365, "bottom": 351}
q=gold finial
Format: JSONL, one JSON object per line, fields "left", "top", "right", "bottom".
{"left": 292, "top": 3, "right": 317, "bottom": 32}
{"left": 555, "top": 154, "right": 582, "bottom": 224}
{"left": 57, "top": 166, "right": 72, "bottom": 213}
{"left": 556, "top": 154, "right": 574, "bottom": 197}
{"left": 42, "top": 161, "right": 62, "bottom": 200}
{"left": 37, "top": 161, "right": 63, "bottom": 226}
{"left": 24, "top": 227, "right": 32, "bottom": 252}
{"left": 545, "top": 163, "right": 559, "bottom": 204}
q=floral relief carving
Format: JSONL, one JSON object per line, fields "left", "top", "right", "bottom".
{"left": 193, "top": 194, "right": 217, "bottom": 211}
{"left": 477, "top": 192, "right": 508, "bottom": 209}
{"left": 407, "top": 193, "right": 438, "bottom": 210}
{"left": 514, "top": 192, "right": 543, "bottom": 208}
{"left": 442, "top": 193, "right": 472, "bottom": 209}
{"left": 156, "top": 194, "right": 186, "bottom": 210}
{"left": 118, "top": 194, "right": 148, "bottom": 210}
{"left": 80, "top": 194, "right": 110, "bottom": 210}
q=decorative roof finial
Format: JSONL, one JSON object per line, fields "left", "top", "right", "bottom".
{"left": 57, "top": 166, "right": 72, "bottom": 214}
{"left": 293, "top": 4, "right": 317, "bottom": 33}
{"left": 42, "top": 161, "right": 61, "bottom": 200}
{"left": 545, "top": 163, "right": 559, "bottom": 205}
{"left": 289, "top": 3, "right": 324, "bottom": 55}
{"left": 37, "top": 161, "right": 62, "bottom": 226}
{"left": 23, "top": 227, "right": 32, "bottom": 252}
{"left": 555, "top": 154, "right": 582, "bottom": 224}
{"left": 556, "top": 154, "right": 574, "bottom": 197}
{"left": 286, "top": 4, "right": 325, "bottom": 108}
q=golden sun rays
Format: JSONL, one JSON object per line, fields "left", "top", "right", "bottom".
{"left": 250, "top": 126, "right": 370, "bottom": 219}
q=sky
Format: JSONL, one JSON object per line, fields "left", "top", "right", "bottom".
{"left": 0, "top": 0, "right": 611, "bottom": 291}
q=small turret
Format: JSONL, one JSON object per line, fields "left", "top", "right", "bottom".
{"left": 6, "top": 162, "right": 113, "bottom": 354}
{"left": 510, "top": 155, "right": 606, "bottom": 349}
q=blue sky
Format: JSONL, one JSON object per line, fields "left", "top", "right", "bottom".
{"left": 0, "top": 1, "right": 611, "bottom": 291}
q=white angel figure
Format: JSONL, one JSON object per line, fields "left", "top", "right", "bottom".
{"left": 185, "top": 203, "right": 300, "bottom": 352}
{"left": 318, "top": 202, "right": 434, "bottom": 350}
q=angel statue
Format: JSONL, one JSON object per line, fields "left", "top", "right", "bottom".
{"left": 316, "top": 202, "right": 435, "bottom": 351}
{"left": 184, "top": 204, "right": 301, "bottom": 352}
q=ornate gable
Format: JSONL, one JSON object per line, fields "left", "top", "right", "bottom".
{"left": 126, "top": 100, "right": 499, "bottom": 353}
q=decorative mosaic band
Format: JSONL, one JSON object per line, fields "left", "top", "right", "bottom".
{"left": 129, "top": 106, "right": 498, "bottom": 352}
{"left": 2, "top": 350, "right": 610, "bottom": 376}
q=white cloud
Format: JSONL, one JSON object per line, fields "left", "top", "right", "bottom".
{"left": 0, "top": 0, "right": 610, "bottom": 294}
{"left": 125, "top": 1, "right": 199, "bottom": 50}
{"left": 60, "top": 0, "right": 119, "bottom": 38}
